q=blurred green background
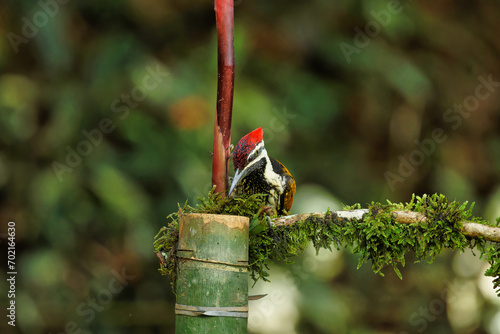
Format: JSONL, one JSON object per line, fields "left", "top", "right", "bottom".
{"left": 1, "top": 0, "right": 500, "bottom": 333}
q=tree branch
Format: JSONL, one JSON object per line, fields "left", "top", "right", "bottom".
{"left": 272, "top": 210, "right": 500, "bottom": 243}
{"left": 212, "top": 0, "right": 235, "bottom": 197}
{"left": 462, "top": 222, "right": 500, "bottom": 243}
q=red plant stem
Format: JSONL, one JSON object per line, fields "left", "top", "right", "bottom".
{"left": 212, "top": 0, "right": 235, "bottom": 197}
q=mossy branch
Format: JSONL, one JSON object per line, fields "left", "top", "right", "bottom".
{"left": 154, "top": 192, "right": 500, "bottom": 296}
{"left": 273, "top": 209, "right": 500, "bottom": 243}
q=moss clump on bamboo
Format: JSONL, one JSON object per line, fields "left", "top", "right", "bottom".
{"left": 154, "top": 192, "right": 500, "bottom": 296}
{"left": 153, "top": 190, "right": 268, "bottom": 290}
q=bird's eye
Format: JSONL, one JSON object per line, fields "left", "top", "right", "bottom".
{"left": 247, "top": 146, "right": 263, "bottom": 164}
{"left": 248, "top": 146, "right": 263, "bottom": 163}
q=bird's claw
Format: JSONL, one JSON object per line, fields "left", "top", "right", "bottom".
{"left": 259, "top": 205, "right": 277, "bottom": 218}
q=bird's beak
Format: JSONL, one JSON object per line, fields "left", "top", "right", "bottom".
{"left": 228, "top": 169, "right": 246, "bottom": 196}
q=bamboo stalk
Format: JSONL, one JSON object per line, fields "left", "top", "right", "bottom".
{"left": 175, "top": 213, "right": 249, "bottom": 334}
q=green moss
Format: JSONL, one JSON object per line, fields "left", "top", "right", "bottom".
{"left": 154, "top": 192, "right": 500, "bottom": 296}
{"left": 153, "top": 188, "right": 268, "bottom": 289}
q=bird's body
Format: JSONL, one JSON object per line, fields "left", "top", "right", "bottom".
{"left": 229, "top": 127, "right": 295, "bottom": 215}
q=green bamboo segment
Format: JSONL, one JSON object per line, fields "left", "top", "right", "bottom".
{"left": 175, "top": 213, "right": 250, "bottom": 334}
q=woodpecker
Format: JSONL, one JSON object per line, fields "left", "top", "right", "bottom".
{"left": 228, "top": 127, "right": 296, "bottom": 215}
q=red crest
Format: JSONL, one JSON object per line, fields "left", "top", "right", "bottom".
{"left": 232, "top": 127, "right": 263, "bottom": 170}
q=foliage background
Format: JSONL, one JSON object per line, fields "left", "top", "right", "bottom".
{"left": 1, "top": 0, "right": 500, "bottom": 333}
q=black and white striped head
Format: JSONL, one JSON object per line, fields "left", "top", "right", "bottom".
{"left": 229, "top": 127, "right": 268, "bottom": 195}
